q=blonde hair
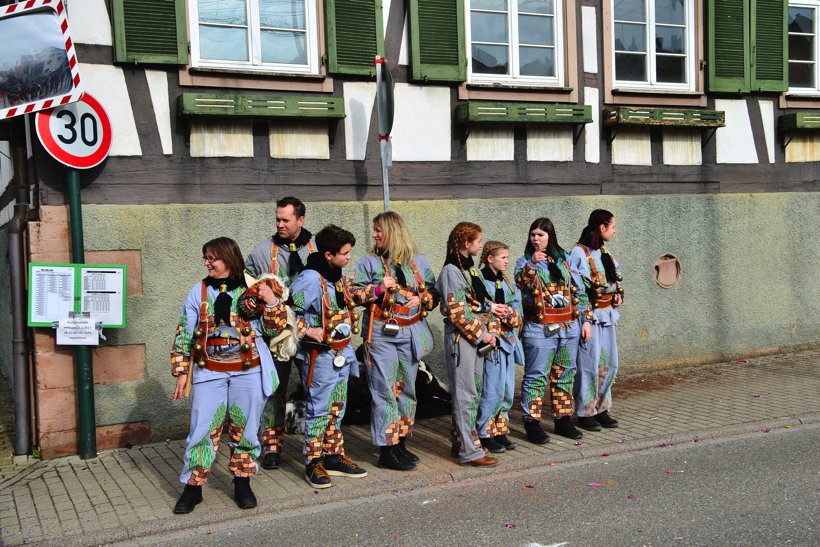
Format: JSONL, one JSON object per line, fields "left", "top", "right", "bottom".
{"left": 479, "top": 240, "right": 509, "bottom": 268}
{"left": 372, "top": 211, "right": 419, "bottom": 263}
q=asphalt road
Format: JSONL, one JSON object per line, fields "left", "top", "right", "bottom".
{"left": 132, "top": 424, "right": 818, "bottom": 546}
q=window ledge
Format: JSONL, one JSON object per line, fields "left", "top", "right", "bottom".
{"left": 178, "top": 93, "right": 345, "bottom": 119}
{"left": 612, "top": 87, "right": 702, "bottom": 96}
{"left": 456, "top": 102, "right": 591, "bottom": 124}
{"left": 778, "top": 112, "right": 820, "bottom": 131}
{"left": 466, "top": 83, "right": 573, "bottom": 92}
{"left": 602, "top": 106, "right": 724, "bottom": 127}
{"left": 189, "top": 67, "right": 327, "bottom": 80}
{"left": 785, "top": 92, "right": 820, "bottom": 100}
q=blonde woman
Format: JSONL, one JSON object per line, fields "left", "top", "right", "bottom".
{"left": 351, "top": 212, "right": 438, "bottom": 470}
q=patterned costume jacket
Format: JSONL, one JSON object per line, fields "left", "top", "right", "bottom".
{"left": 435, "top": 263, "right": 492, "bottom": 344}
{"left": 245, "top": 234, "right": 316, "bottom": 286}
{"left": 482, "top": 274, "right": 525, "bottom": 363}
{"left": 568, "top": 244, "right": 623, "bottom": 327}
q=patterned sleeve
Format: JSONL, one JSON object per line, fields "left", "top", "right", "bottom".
{"left": 501, "top": 283, "right": 523, "bottom": 330}
{"left": 260, "top": 301, "right": 289, "bottom": 338}
{"left": 514, "top": 256, "right": 537, "bottom": 289}
{"left": 350, "top": 255, "right": 382, "bottom": 306}
{"left": 435, "top": 266, "right": 486, "bottom": 344}
{"left": 568, "top": 263, "right": 592, "bottom": 323}
{"left": 170, "top": 286, "right": 199, "bottom": 377}
{"left": 289, "top": 270, "right": 320, "bottom": 341}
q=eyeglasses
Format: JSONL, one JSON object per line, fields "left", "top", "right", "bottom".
{"left": 203, "top": 256, "right": 220, "bottom": 264}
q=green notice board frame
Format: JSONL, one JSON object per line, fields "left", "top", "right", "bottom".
{"left": 28, "top": 263, "right": 127, "bottom": 328}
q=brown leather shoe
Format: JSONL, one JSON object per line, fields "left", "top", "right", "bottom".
{"left": 462, "top": 455, "right": 499, "bottom": 467}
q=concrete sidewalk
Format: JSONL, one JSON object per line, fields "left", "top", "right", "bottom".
{"left": 1, "top": 349, "right": 818, "bottom": 546}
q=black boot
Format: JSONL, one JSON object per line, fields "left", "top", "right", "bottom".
{"left": 479, "top": 436, "right": 506, "bottom": 454}
{"left": 554, "top": 417, "right": 583, "bottom": 439}
{"left": 398, "top": 437, "right": 420, "bottom": 463}
{"left": 173, "top": 484, "right": 202, "bottom": 514}
{"left": 261, "top": 451, "right": 280, "bottom": 470}
{"left": 233, "top": 476, "right": 257, "bottom": 509}
{"left": 523, "top": 419, "right": 550, "bottom": 444}
{"left": 595, "top": 410, "right": 619, "bottom": 428}
{"left": 577, "top": 416, "right": 602, "bottom": 431}
{"left": 495, "top": 435, "right": 516, "bottom": 450}
{"left": 377, "top": 445, "right": 416, "bottom": 471}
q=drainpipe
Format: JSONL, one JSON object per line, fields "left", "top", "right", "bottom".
{"left": 7, "top": 115, "right": 32, "bottom": 455}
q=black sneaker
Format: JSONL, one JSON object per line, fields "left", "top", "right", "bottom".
{"left": 523, "top": 419, "right": 550, "bottom": 444}
{"left": 480, "top": 436, "right": 506, "bottom": 454}
{"left": 377, "top": 445, "right": 416, "bottom": 471}
{"left": 172, "top": 484, "right": 202, "bottom": 514}
{"left": 233, "top": 476, "right": 257, "bottom": 509}
{"left": 261, "top": 451, "right": 280, "bottom": 470}
{"left": 306, "top": 458, "right": 332, "bottom": 489}
{"left": 495, "top": 435, "right": 516, "bottom": 450}
{"left": 577, "top": 416, "right": 602, "bottom": 431}
{"left": 554, "top": 417, "right": 583, "bottom": 439}
{"left": 596, "top": 410, "right": 619, "bottom": 428}
{"left": 323, "top": 454, "right": 368, "bottom": 478}
{"left": 398, "top": 437, "right": 420, "bottom": 463}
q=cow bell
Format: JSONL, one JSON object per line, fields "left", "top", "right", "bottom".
{"left": 616, "top": 275, "right": 623, "bottom": 281}
{"left": 242, "top": 360, "right": 253, "bottom": 370}
{"left": 241, "top": 343, "right": 251, "bottom": 353}
{"left": 194, "top": 329, "right": 203, "bottom": 338}
{"left": 241, "top": 326, "right": 252, "bottom": 336}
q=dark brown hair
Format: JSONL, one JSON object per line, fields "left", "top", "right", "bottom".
{"left": 202, "top": 237, "right": 245, "bottom": 280}
{"left": 276, "top": 196, "right": 306, "bottom": 218}
{"left": 316, "top": 224, "right": 356, "bottom": 255}
{"left": 578, "top": 209, "right": 614, "bottom": 250}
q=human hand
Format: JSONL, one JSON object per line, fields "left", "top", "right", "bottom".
{"left": 481, "top": 332, "right": 497, "bottom": 346}
{"left": 173, "top": 374, "right": 188, "bottom": 401}
{"left": 257, "top": 283, "right": 278, "bottom": 306}
{"left": 491, "top": 302, "right": 509, "bottom": 318}
{"left": 381, "top": 275, "right": 397, "bottom": 292}
{"left": 406, "top": 295, "right": 420, "bottom": 309}
{"left": 581, "top": 322, "right": 592, "bottom": 342}
{"left": 613, "top": 293, "right": 623, "bottom": 307}
{"left": 531, "top": 250, "right": 547, "bottom": 264}
{"left": 306, "top": 327, "right": 324, "bottom": 342}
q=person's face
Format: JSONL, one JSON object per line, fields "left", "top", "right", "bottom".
{"left": 530, "top": 228, "right": 549, "bottom": 251}
{"left": 372, "top": 224, "right": 387, "bottom": 250}
{"left": 203, "top": 250, "right": 230, "bottom": 278}
{"left": 465, "top": 233, "right": 483, "bottom": 257}
{"left": 326, "top": 243, "right": 353, "bottom": 268}
{"left": 488, "top": 249, "right": 509, "bottom": 272}
{"left": 276, "top": 205, "right": 305, "bottom": 241}
{"left": 600, "top": 217, "right": 617, "bottom": 242}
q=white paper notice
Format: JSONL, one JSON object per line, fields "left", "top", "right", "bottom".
{"left": 30, "top": 265, "right": 76, "bottom": 325}
{"left": 80, "top": 267, "right": 125, "bottom": 327}
{"left": 56, "top": 316, "right": 100, "bottom": 345}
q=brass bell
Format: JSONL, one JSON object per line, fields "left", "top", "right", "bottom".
{"left": 352, "top": 313, "right": 360, "bottom": 321}
{"left": 421, "top": 310, "right": 428, "bottom": 317}
{"left": 347, "top": 301, "right": 356, "bottom": 309}
{"left": 197, "top": 360, "right": 206, "bottom": 368}
{"left": 194, "top": 343, "right": 202, "bottom": 352}
{"left": 616, "top": 275, "right": 623, "bottom": 281}
{"left": 241, "top": 343, "right": 251, "bottom": 352}
{"left": 194, "top": 329, "right": 203, "bottom": 338}
{"left": 536, "top": 313, "right": 544, "bottom": 322}
{"left": 326, "top": 309, "right": 335, "bottom": 319}
{"left": 381, "top": 310, "right": 390, "bottom": 319}
{"left": 387, "top": 297, "right": 396, "bottom": 306}
{"left": 422, "top": 295, "right": 430, "bottom": 304}
{"left": 533, "top": 288, "right": 540, "bottom": 296}
{"left": 593, "top": 281, "right": 601, "bottom": 288}
{"left": 326, "top": 336, "right": 334, "bottom": 345}
{"left": 572, "top": 297, "right": 579, "bottom": 305}
{"left": 535, "top": 302, "right": 543, "bottom": 309}
{"left": 573, "top": 310, "right": 580, "bottom": 318}
{"left": 617, "top": 287, "right": 624, "bottom": 294}
{"left": 419, "top": 284, "right": 426, "bottom": 292}
{"left": 571, "top": 285, "right": 578, "bottom": 292}
{"left": 241, "top": 326, "right": 251, "bottom": 336}
{"left": 387, "top": 286, "right": 396, "bottom": 294}
{"left": 352, "top": 326, "right": 360, "bottom": 335}
{"left": 242, "top": 360, "right": 253, "bottom": 370}
{"left": 592, "top": 302, "right": 598, "bottom": 309}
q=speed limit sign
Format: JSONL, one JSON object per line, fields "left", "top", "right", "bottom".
{"left": 35, "top": 93, "right": 112, "bottom": 169}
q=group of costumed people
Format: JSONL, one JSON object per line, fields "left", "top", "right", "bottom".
{"left": 169, "top": 197, "right": 624, "bottom": 514}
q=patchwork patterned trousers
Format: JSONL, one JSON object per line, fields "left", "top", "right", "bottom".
{"left": 445, "top": 330, "right": 486, "bottom": 464}
{"left": 475, "top": 346, "right": 516, "bottom": 438}
{"left": 365, "top": 327, "right": 419, "bottom": 447}
{"left": 297, "top": 354, "right": 349, "bottom": 464}
{"left": 180, "top": 369, "right": 265, "bottom": 485}
{"left": 259, "top": 358, "right": 293, "bottom": 455}
{"left": 521, "top": 327, "right": 579, "bottom": 421}
{"left": 575, "top": 322, "right": 619, "bottom": 417}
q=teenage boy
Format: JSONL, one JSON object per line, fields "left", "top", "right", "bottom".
{"left": 290, "top": 224, "right": 367, "bottom": 489}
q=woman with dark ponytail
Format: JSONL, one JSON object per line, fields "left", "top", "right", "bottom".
{"left": 570, "top": 209, "right": 624, "bottom": 431}
{"left": 514, "top": 218, "right": 591, "bottom": 443}
{"left": 434, "top": 222, "right": 505, "bottom": 467}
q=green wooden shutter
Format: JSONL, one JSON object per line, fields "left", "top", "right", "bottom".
{"left": 751, "top": 0, "right": 787, "bottom": 92}
{"left": 111, "top": 0, "right": 187, "bottom": 64}
{"left": 707, "top": 0, "right": 749, "bottom": 92}
{"left": 326, "top": 0, "right": 384, "bottom": 76}
{"left": 408, "top": 0, "right": 466, "bottom": 82}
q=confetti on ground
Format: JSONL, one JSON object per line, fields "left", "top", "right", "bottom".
{"left": 314, "top": 490, "right": 319, "bottom": 494}
{"left": 763, "top": 429, "right": 770, "bottom": 433}
{"left": 658, "top": 443, "right": 667, "bottom": 447}
{"left": 587, "top": 483, "right": 602, "bottom": 486}
{"left": 549, "top": 462, "right": 557, "bottom": 466}
{"left": 693, "top": 438, "right": 701, "bottom": 442}
{"left": 737, "top": 360, "right": 748, "bottom": 363}
{"left": 574, "top": 442, "right": 582, "bottom": 446}
{"left": 665, "top": 470, "right": 685, "bottom": 474}
{"left": 627, "top": 495, "right": 635, "bottom": 499}
{"left": 618, "top": 439, "right": 625, "bottom": 443}
{"left": 753, "top": 395, "right": 761, "bottom": 398}
{"left": 525, "top": 485, "right": 536, "bottom": 489}
{"left": 785, "top": 425, "right": 792, "bottom": 429}
{"left": 602, "top": 453, "right": 610, "bottom": 457}
{"left": 506, "top": 524, "right": 517, "bottom": 528}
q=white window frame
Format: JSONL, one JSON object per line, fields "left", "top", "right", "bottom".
{"left": 788, "top": 0, "right": 820, "bottom": 94}
{"left": 610, "top": 0, "right": 696, "bottom": 92}
{"left": 465, "top": 0, "right": 566, "bottom": 87}
{"left": 188, "top": 0, "right": 320, "bottom": 75}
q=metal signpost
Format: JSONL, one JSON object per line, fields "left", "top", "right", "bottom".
{"left": 375, "top": 56, "right": 394, "bottom": 211}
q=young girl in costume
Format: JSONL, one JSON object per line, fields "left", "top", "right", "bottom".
{"left": 170, "top": 237, "right": 287, "bottom": 514}
{"left": 350, "top": 211, "right": 438, "bottom": 471}
{"left": 434, "top": 222, "right": 505, "bottom": 467}
{"left": 475, "top": 241, "right": 524, "bottom": 454}
{"left": 514, "top": 218, "right": 591, "bottom": 443}
{"left": 570, "top": 209, "right": 624, "bottom": 430}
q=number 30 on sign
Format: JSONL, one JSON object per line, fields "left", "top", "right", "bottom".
{"left": 36, "top": 93, "right": 112, "bottom": 169}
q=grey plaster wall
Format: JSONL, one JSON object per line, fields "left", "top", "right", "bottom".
{"left": 78, "top": 192, "right": 820, "bottom": 440}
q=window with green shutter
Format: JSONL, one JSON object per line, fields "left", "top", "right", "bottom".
{"left": 707, "top": 0, "right": 787, "bottom": 93}
{"left": 111, "top": 0, "right": 187, "bottom": 65}
{"left": 408, "top": 0, "right": 466, "bottom": 82}
{"left": 326, "top": 0, "right": 384, "bottom": 76}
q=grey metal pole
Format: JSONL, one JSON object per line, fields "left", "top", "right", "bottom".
{"left": 375, "top": 56, "right": 390, "bottom": 211}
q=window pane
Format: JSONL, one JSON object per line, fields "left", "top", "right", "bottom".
{"left": 789, "top": 7, "right": 814, "bottom": 34}
{"left": 261, "top": 30, "right": 307, "bottom": 64}
{"left": 472, "top": 43, "right": 509, "bottom": 73}
{"left": 655, "top": 0, "right": 684, "bottom": 25}
{"left": 614, "top": 0, "right": 645, "bottom": 22}
{"left": 472, "top": 11, "right": 509, "bottom": 43}
{"left": 198, "top": 0, "right": 246, "bottom": 25}
{"left": 615, "top": 22, "right": 646, "bottom": 52}
{"left": 519, "top": 46, "right": 554, "bottom": 76}
{"left": 615, "top": 52, "right": 646, "bottom": 81}
{"left": 199, "top": 25, "right": 249, "bottom": 61}
{"left": 656, "top": 26, "right": 684, "bottom": 54}
{"left": 656, "top": 54, "right": 685, "bottom": 83}
{"left": 518, "top": 0, "right": 553, "bottom": 15}
{"left": 519, "top": 15, "right": 553, "bottom": 46}
{"left": 789, "top": 62, "right": 814, "bottom": 87}
{"left": 790, "top": 34, "right": 814, "bottom": 62}
{"left": 260, "top": 0, "right": 305, "bottom": 30}
{"left": 473, "top": 0, "right": 507, "bottom": 10}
